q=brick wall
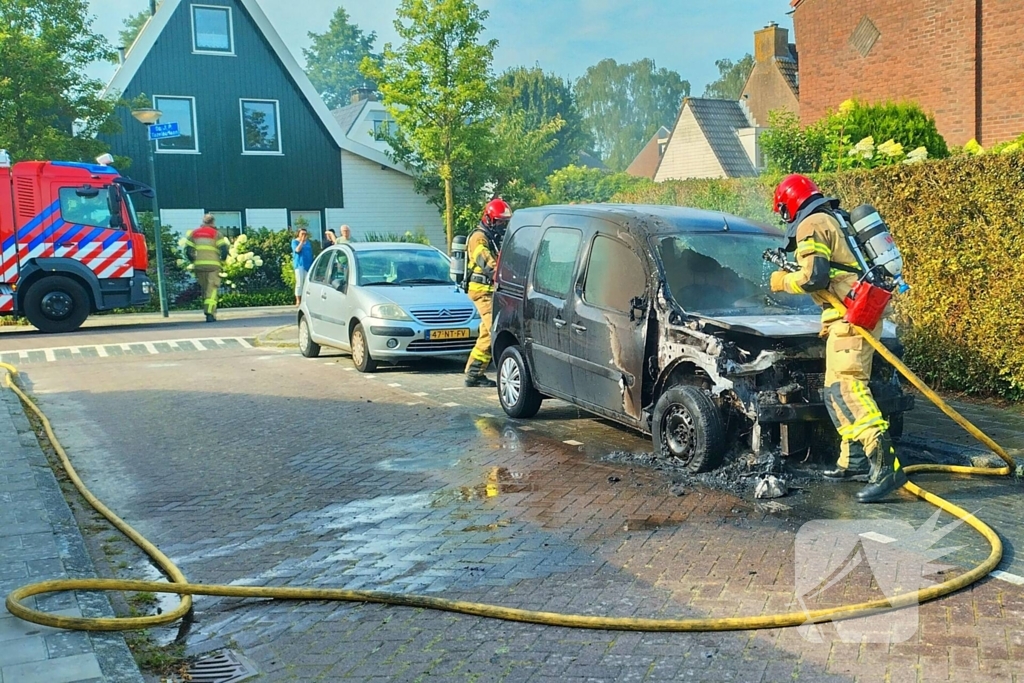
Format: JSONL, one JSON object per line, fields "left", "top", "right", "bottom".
{"left": 796, "top": 0, "right": 1024, "bottom": 146}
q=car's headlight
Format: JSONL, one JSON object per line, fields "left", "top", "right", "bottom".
{"left": 370, "top": 304, "right": 412, "bottom": 321}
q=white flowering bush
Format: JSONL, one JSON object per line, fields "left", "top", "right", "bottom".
{"left": 220, "top": 233, "right": 264, "bottom": 290}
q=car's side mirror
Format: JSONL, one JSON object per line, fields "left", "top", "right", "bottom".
{"left": 629, "top": 296, "right": 647, "bottom": 322}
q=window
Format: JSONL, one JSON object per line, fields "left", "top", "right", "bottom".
{"left": 192, "top": 4, "right": 233, "bottom": 54}
{"left": 209, "top": 211, "right": 242, "bottom": 238}
{"left": 533, "top": 227, "right": 582, "bottom": 298}
{"left": 153, "top": 96, "right": 198, "bottom": 152}
{"left": 309, "top": 252, "right": 333, "bottom": 284}
{"left": 58, "top": 188, "right": 116, "bottom": 229}
{"left": 369, "top": 111, "right": 395, "bottom": 141}
{"left": 583, "top": 236, "right": 646, "bottom": 312}
{"left": 290, "top": 211, "right": 322, "bottom": 244}
{"left": 328, "top": 251, "right": 349, "bottom": 287}
{"left": 240, "top": 99, "right": 281, "bottom": 154}
{"left": 495, "top": 225, "right": 538, "bottom": 289}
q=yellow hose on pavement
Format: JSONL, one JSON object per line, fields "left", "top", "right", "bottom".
{"left": 1, "top": 296, "right": 1016, "bottom": 632}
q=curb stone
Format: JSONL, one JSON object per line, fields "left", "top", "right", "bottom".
{"left": 0, "top": 389, "right": 144, "bottom": 683}
{"left": 254, "top": 323, "right": 297, "bottom": 348}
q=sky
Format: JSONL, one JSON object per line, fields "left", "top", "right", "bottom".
{"left": 85, "top": 0, "right": 795, "bottom": 94}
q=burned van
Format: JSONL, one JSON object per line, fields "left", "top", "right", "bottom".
{"left": 491, "top": 204, "right": 913, "bottom": 472}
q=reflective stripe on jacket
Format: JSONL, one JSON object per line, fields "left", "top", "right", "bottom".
{"left": 780, "top": 211, "right": 861, "bottom": 327}
{"left": 466, "top": 227, "right": 497, "bottom": 294}
{"left": 185, "top": 226, "right": 230, "bottom": 271}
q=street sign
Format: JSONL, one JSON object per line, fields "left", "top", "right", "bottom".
{"left": 148, "top": 122, "right": 181, "bottom": 141}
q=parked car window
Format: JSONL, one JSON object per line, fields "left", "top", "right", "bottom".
{"left": 496, "top": 225, "right": 539, "bottom": 288}
{"left": 309, "top": 251, "right": 333, "bottom": 284}
{"left": 58, "top": 188, "right": 116, "bottom": 229}
{"left": 533, "top": 228, "right": 582, "bottom": 298}
{"left": 583, "top": 235, "right": 646, "bottom": 312}
{"left": 328, "top": 251, "right": 349, "bottom": 287}
{"left": 356, "top": 249, "right": 451, "bottom": 286}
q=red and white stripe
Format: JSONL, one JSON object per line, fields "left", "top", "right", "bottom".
{"left": 78, "top": 239, "right": 133, "bottom": 280}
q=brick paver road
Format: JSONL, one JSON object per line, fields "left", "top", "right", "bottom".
{"left": 6, "top": 337, "right": 1024, "bottom": 682}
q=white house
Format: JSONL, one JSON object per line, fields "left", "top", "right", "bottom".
{"left": 654, "top": 98, "right": 764, "bottom": 181}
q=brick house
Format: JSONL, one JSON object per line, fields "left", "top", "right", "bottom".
{"left": 740, "top": 22, "right": 800, "bottom": 127}
{"left": 792, "top": 0, "right": 1024, "bottom": 146}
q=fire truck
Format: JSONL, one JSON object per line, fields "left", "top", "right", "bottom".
{"left": 1, "top": 150, "right": 153, "bottom": 333}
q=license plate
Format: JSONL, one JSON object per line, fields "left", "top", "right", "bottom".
{"left": 427, "top": 328, "right": 470, "bottom": 340}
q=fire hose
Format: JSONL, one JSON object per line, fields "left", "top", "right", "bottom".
{"left": 0, "top": 304, "right": 1016, "bottom": 632}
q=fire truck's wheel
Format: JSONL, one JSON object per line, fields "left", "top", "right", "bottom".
{"left": 652, "top": 385, "right": 725, "bottom": 473}
{"left": 23, "top": 276, "right": 91, "bottom": 334}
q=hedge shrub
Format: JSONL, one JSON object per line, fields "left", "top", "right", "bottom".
{"left": 614, "top": 152, "right": 1024, "bottom": 400}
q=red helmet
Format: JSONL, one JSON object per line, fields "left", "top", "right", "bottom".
{"left": 483, "top": 198, "right": 512, "bottom": 227}
{"left": 773, "top": 174, "right": 822, "bottom": 223}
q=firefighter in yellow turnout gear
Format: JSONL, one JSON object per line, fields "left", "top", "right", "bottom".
{"left": 464, "top": 199, "right": 512, "bottom": 388}
{"left": 185, "top": 214, "right": 231, "bottom": 323}
{"left": 769, "top": 175, "right": 906, "bottom": 503}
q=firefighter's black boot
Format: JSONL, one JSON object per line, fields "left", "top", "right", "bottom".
{"left": 824, "top": 443, "right": 872, "bottom": 481}
{"left": 856, "top": 433, "right": 907, "bottom": 503}
{"left": 465, "top": 359, "right": 496, "bottom": 388}
{"left": 205, "top": 312, "right": 216, "bottom": 323}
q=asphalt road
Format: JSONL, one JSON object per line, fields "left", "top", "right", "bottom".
{"left": 6, "top": 315, "right": 1024, "bottom": 682}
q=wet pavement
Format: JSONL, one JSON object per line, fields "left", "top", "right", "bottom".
{"left": 4, "top": 325, "right": 1024, "bottom": 682}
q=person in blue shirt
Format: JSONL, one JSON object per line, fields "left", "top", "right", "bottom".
{"left": 291, "top": 227, "right": 314, "bottom": 306}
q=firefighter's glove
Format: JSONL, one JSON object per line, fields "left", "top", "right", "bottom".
{"left": 769, "top": 271, "right": 788, "bottom": 293}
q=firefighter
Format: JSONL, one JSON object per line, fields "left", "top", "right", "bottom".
{"left": 768, "top": 174, "right": 906, "bottom": 503}
{"left": 185, "top": 214, "right": 230, "bottom": 323}
{"left": 463, "top": 198, "right": 512, "bottom": 388}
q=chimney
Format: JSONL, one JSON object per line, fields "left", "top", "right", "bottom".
{"left": 348, "top": 85, "right": 378, "bottom": 104}
{"left": 150, "top": 0, "right": 157, "bottom": 16}
{"left": 117, "top": 47, "right": 126, "bottom": 64}
{"left": 754, "top": 22, "right": 790, "bottom": 63}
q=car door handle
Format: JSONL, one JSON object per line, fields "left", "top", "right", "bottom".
{"left": 320, "top": 291, "right": 328, "bottom": 299}
{"left": 553, "top": 317, "right": 567, "bottom": 328}
{"left": 571, "top": 323, "right": 587, "bottom": 333}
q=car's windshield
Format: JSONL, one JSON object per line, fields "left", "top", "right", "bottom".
{"left": 656, "top": 234, "right": 819, "bottom": 317}
{"left": 355, "top": 248, "right": 453, "bottom": 286}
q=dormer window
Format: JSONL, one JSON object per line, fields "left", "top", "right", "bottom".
{"left": 192, "top": 5, "right": 234, "bottom": 55}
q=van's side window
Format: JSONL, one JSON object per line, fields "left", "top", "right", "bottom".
{"left": 534, "top": 228, "right": 582, "bottom": 298}
{"left": 496, "top": 225, "right": 539, "bottom": 288}
{"left": 583, "top": 236, "right": 645, "bottom": 312}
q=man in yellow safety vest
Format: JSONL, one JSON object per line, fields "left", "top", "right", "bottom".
{"left": 184, "top": 214, "right": 231, "bottom": 323}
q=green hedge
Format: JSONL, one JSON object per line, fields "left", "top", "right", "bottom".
{"left": 614, "top": 153, "right": 1024, "bottom": 400}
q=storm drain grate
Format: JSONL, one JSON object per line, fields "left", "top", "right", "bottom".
{"left": 185, "top": 650, "right": 259, "bottom": 683}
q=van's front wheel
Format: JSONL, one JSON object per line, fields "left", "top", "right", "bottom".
{"left": 652, "top": 385, "right": 726, "bottom": 473}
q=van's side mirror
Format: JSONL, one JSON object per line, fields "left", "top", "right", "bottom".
{"left": 629, "top": 296, "right": 647, "bottom": 322}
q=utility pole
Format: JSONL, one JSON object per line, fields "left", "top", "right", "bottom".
{"left": 131, "top": 108, "right": 169, "bottom": 317}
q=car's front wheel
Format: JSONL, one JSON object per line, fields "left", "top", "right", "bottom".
{"left": 497, "top": 346, "right": 542, "bottom": 418}
{"left": 652, "top": 385, "right": 726, "bottom": 473}
{"left": 298, "top": 315, "right": 320, "bottom": 358}
{"left": 350, "top": 323, "right": 377, "bottom": 373}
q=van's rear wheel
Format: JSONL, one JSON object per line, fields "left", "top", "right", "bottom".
{"left": 23, "top": 276, "right": 91, "bottom": 334}
{"left": 652, "top": 385, "right": 726, "bottom": 473}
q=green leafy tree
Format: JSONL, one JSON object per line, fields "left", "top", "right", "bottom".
{"left": 702, "top": 54, "right": 754, "bottom": 100}
{"left": 0, "top": 0, "right": 119, "bottom": 162}
{"left": 118, "top": 8, "right": 150, "bottom": 49}
{"left": 304, "top": 6, "right": 380, "bottom": 110}
{"left": 361, "top": 0, "right": 497, "bottom": 250}
{"left": 574, "top": 58, "right": 690, "bottom": 171}
{"left": 759, "top": 109, "right": 828, "bottom": 173}
{"left": 495, "top": 66, "right": 591, "bottom": 174}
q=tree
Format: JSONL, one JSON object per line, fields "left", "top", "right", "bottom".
{"left": 304, "top": 6, "right": 380, "bottom": 110}
{"left": 574, "top": 58, "right": 690, "bottom": 172}
{"left": 495, "top": 66, "right": 591, "bottom": 174}
{"left": 703, "top": 54, "right": 754, "bottom": 100}
{"left": 361, "top": 0, "right": 496, "bottom": 250}
{"left": 0, "top": 0, "right": 119, "bottom": 162}
{"left": 118, "top": 8, "right": 150, "bottom": 49}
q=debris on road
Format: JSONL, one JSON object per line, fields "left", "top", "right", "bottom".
{"left": 754, "top": 473, "right": 788, "bottom": 499}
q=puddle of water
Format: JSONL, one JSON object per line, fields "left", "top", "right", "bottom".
{"left": 133, "top": 561, "right": 188, "bottom": 646}
{"left": 431, "top": 467, "right": 534, "bottom": 506}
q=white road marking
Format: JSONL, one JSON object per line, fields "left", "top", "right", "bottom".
{"left": 343, "top": 367, "right": 354, "bottom": 371}
{"left": 443, "top": 402, "right": 460, "bottom": 407}
{"left": 188, "top": 338, "right": 209, "bottom": 351}
{"left": 43, "top": 349, "right": 55, "bottom": 362}
{"left": 478, "top": 413, "right": 495, "bottom": 418}
{"left": 859, "top": 532, "right": 897, "bottom": 544}
{"left": 563, "top": 439, "right": 584, "bottom": 446}
{"left": 442, "top": 387, "right": 461, "bottom": 391}
{"left": 413, "top": 392, "right": 428, "bottom": 396}
{"left": 388, "top": 383, "right": 402, "bottom": 387}
{"left": 142, "top": 342, "right": 159, "bottom": 354}
{"left": 2, "top": 337, "right": 257, "bottom": 363}
{"left": 406, "top": 401, "right": 423, "bottom": 406}
{"left": 991, "top": 570, "right": 1024, "bottom": 586}
{"left": 95, "top": 346, "right": 108, "bottom": 357}
{"left": 237, "top": 338, "right": 253, "bottom": 348}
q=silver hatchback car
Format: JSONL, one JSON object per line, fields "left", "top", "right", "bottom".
{"left": 297, "top": 242, "right": 481, "bottom": 372}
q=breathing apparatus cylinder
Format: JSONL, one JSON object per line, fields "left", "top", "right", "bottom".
{"left": 450, "top": 235, "right": 467, "bottom": 285}
{"left": 849, "top": 205, "right": 910, "bottom": 294}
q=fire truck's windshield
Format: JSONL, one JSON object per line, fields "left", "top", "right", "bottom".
{"left": 122, "top": 190, "right": 141, "bottom": 232}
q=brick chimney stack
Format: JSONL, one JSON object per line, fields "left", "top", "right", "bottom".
{"left": 754, "top": 22, "right": 790, "bottom": 63}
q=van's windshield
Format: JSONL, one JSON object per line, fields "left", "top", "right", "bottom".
{"left": 656, "top": 234, "right": 819, "bottom": 317}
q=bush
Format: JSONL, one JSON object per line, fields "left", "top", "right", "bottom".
{"left": 362, "top": 229, "right": 432, "bottom": 245}
{"left": 612, "top": 150, "right": 1024, "bottom": 400}
{"left": 543, "top": 165, "right": 655, "bottom": 205}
